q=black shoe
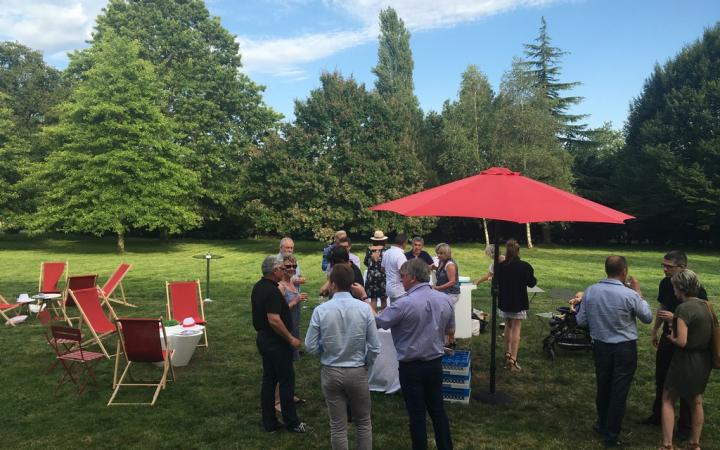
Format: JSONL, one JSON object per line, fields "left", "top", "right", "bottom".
{"left": 264, "top": 422, "right": 283, "bottom": 433}
{"left": 641, "top": 415, "right": 660, "bottom": 426}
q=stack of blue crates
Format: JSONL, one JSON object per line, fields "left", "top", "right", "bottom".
{"left": 441, "top": 350, "right": 471, "bottom": 404}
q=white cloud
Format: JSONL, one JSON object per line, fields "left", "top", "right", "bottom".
{"left": 0, "top": 0, "right": 107, "bottom": 56}
{"left": 239, "top": 0, "right": 560, "bottom": 77}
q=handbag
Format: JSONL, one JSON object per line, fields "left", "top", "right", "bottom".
{"left": 705, "top": 301, "right": 720, "bottom": 369}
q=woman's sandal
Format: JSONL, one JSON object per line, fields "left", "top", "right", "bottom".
{"left": 685, "top": 443, "right": 700, "bottom": 450}
{"left": 657, "top": 444, "right": 673, "bottom": 450}
{"left": 504, "top": 352, "right": 512, "bottom": 369}
{"left": 507, "top": 354, "right": 522, "bottom": 372}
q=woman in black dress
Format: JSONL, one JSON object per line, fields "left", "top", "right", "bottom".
{"left": 495, "top": 239, "right": 536, "bottom": 372}
{"left": 364, "top": 230, "right": 387, "bottom": 312}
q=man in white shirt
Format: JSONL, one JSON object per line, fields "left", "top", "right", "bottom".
{"left": 381, "top": 233, "right": 408, "bottom": 303}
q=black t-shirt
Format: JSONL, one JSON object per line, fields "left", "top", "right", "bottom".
{"left": 657, "top": 276, "right": 708, "bottom": 335}
{"left": 251, "top": 277, "right": 292, "bottom": 346}
{"left": 405, "top": 250, "right": 434, "bottom": 266}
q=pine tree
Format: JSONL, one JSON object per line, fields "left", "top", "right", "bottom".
{"left": 523, "top": 17, "right": 587, "bottom": 141}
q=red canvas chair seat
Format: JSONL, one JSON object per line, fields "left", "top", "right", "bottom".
{"left": 71, "top": 287, "right": 118, "bottom": 358}
{"left": 166, "top": 280, "right": 208, "bottom": 348}
{"left": 39, "top": 262, "right": 67, "bottom": 294}
{"left": 100, "top": 263, "right": 135, "bottom": 307}
{"left": 63, "top": 274, "right": 98, "bottom": 324}
{"left": 107, "top": 318, "right": 175, "bottom": 406}
{"left": 51, "top": 325, "right": 104, "bottom": 394}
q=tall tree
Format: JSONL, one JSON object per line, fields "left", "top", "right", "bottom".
{"left": 523, "top": 17, "right": 586, "bottom": 141}
{"left": 241, "top": 72, "right": 434, "bottom": 240}
{"left": 83, "top": 0, "right": 279, "bottom": 222}
{"left": 0, "top": 92, "right": 24, "bottom": 226}
{"left": 613, "top": 24, "right": 720, "bottom": 243}
{"left": 29, "top": 34, "right": 201, "bottom": 252}
{"left": 494, "top": 59, "right": 573, "bottom": 245}
{"left": 438, "top": 65, "right": 495, "bottom": 182}
{"left": 0, "top": 42, "right": 66, "bottom": 141}
{"left": 371, "top": 7, "right": 426, "bottom": 183}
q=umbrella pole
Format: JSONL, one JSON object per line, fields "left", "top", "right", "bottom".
{"left": 474, "top": 220, "right": 511, "bottom": 404}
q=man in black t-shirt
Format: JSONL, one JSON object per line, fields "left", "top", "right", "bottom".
{"left": 251, "top": 255, "right": 311, "bottom": 433}
{"left": 644, "top": 251, "right": 707, "bottom": 436}
{"left": 404, "top": 236, "right": 435, "bottom": 267}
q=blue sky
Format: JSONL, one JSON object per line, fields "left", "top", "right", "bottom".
{"left": 1, "top": 0, "right": 718, "bottom": 129}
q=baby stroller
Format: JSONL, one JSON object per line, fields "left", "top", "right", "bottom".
{"left": 542, "top": 306, "right": 592, "bottom": 360}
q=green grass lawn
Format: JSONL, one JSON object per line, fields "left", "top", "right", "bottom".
{"left": 0, "top": 235, "right": 718, "bottom": 449}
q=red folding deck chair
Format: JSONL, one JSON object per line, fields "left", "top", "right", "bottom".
{"left": 0, "top": 295, "right": 22, "bottom": 326}
{"left": 70, "top": 287, "right": 118, "bottom": 359}
{"left": 38, "top": 261, "right": 68, "bottom": 316}
{"left": 62, "top": 274, "right": 98, "bottom": 324}
{"left": 100, "top": 263, "right": 135, "bottom": 307}
{"left": 166, "top": 280, "right": 208, "bottom": 348}
{"left": 50, "top": 325, "right": 104, "bottom": 394}
{"left": 107, "top": 318, "right": 175, "bottom": 406}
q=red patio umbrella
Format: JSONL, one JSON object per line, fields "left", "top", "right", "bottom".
{"left": 370, "top": 167, "right": 634, "bottom": 403}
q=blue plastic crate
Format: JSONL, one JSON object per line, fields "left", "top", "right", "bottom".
{"left": 442, "top": 372, "right": 471, "bottom": 389}
{"left": 442, "top": 350, "right": 470, "bottom": 376}
{"left": 442, "top": 386, "right": 470, "bottom": 404}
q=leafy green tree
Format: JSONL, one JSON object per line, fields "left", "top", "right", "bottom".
{"left": 494, "top": 59, "right": 573, "bottom": 245}
{"left": 83, "top": 0, "right": 279, "bottom": 222}
{"left": 523, "top": 17, "right": 586, "bottom": 141}
{"left": 242, "top": 72, "right": 435, "bottom": 240}
{"left": 372, "top": 7, "right": 426, "bottom": 183}
{"left": 0, "top": 42, "right": 66, "bottom": 141}
{"left": 613, "top": 24, "right": 720, "bottom": 242}
{"left": 29, "top": 34, "right": 201, "bottom": 252}
{"left": 0, "top": 93, "right": 25, "bottom": 226}
{"left": 438, "top": 65, "right": 495, "bottom": 181}
{"left": 572, "top": 122, "right": 624, "bottom": 204}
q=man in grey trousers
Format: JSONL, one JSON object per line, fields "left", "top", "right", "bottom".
{"left": 305, "top": 264, "right": 380, "bottom": 449}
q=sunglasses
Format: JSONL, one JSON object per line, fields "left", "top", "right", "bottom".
{"left": 284, "top": 264, "right": 298, "bottom": 269}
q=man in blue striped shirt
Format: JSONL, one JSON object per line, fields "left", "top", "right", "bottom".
{"left": 305, "top": 264, "right": 380, "bottom": 450}
{"left": 577, "top": 255, "right": 653, "bottom": 447}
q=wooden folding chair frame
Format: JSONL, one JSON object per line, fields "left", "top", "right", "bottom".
{"left": 166, "top": 280, "right": 208, "bottom": 348}
{"left": 50, "top": 325, "right": 105, "bottom": 395}
{"left": 101, "top": 263, "right": 136, "bottom": 308}
{"left": 62, "top": 274, "right": 99, "bottom": 325}
{"left": 0, "top": 295, "right": 22, "bottom": 326}
{"left": 108, "top": 318, "right": 175, "bottom": 406}
{"left": 38, "top": 261, "right": 68, "bottom": 316}
{"left": 71, "top": 288, "right": 118, "bottom": 359}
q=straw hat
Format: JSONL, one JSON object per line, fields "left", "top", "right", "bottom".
{"left": 370, "top": 230, "right": 388, "bottom": 242}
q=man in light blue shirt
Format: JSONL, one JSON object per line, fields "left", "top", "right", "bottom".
{"left": 305, "top": 264, "right": 380, "bottom": 450}
{"left": 577, "top": 255, "right": 652, "bottom": 448}
{"left": 376, "top": 258, "right": 454, "bottom": 450}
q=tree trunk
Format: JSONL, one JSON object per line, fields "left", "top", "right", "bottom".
{"left": 482, "top": 218, "right": 490, "bottom": 246}
{"left": 542, "top": 223, "right": 552, "bottom": 244}
{"left": 526, "top": 223, "right": 533, "bottom": 249}
{"left": 161, "top": 229, "right": 169, "bottom": 242}
{"left": 117, "top": 230, "right": 125, "bottom": 253}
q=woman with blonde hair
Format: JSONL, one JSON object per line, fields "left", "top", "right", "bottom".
{"left": 658, "top": 270, "right": 713, "bottom": 450}
{"left": 495, "top": 239, "right": 536, "bottom": 372}
{"left": 434, "top": 243, "right": 460, "bottom": 347}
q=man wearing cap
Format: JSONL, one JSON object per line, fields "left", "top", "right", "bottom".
{"left": 251, "top": 255, "right": 311, "bottom": 433}
{"left": 322, "top": 230, "right": 347, "bottom": 271}
{"left": 376, "top": 258, "right": 455, "bottom": 450}
{"left": 305, "top": 264, "right": 380, "bottom": 450}
{"left": 382, "top": 233, "right": 408, "bottom": 303}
